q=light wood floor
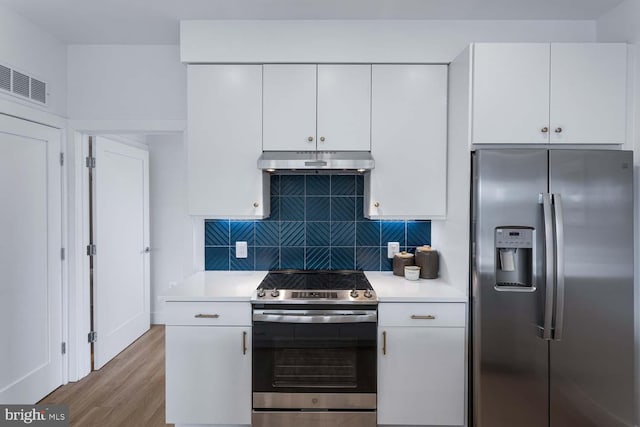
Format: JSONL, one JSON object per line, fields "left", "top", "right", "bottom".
{"left": 40, "top": 325, "right": 173, "bottom": 427}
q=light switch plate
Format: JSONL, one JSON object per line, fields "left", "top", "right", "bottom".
{"left": 236, "top": 241, "right": 248, "bottom": 258}
{"left": 387, "top": 242, "right": 400, "bottom": 259}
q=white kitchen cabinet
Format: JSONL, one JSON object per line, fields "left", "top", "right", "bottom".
{"left": 366, "top": 65, "right": 447, "bottom": 219}
{"left": 262, "top": 64, "right": 371, "bottom": 151}
{"left": 165, "top": 301, "right": 251, "bottom": 425}
{"left": 187, "top": 65, "right": 270, "bottom": 217}
{"left": 471, "top": 43, "right": 626, "bottom": 145}
{"left": 378, "top": 303, "right": 465, "bottom": 426}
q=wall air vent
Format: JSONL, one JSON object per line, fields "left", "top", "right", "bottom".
{"left": 12, "top": 71, "right": 30, "bottom": 98}
{"left": 0, "top": 63, "right": 48, "bottom": 105}
{"left": 0, "top": 65, "right": 10, "bottom": 91}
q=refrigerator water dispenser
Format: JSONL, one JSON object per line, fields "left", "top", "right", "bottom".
{"left": 494, "top": 227, "right": 535, "bottom": 290}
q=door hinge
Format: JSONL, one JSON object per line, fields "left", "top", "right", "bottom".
{"left": 86, "top": 244, "right": 96, "bottom": 256}
{"left": 61, "top": 342, "right": 66, "bottom": 354}
{"left": 59, "top": 152, "right": 64, "bottom": 166}
{"left": 61, "top": 248, "right": 66, "bottom": 261}
{"left": 88, "top": 331, "right": 97, "bottom": 343}
{"left": 85, "top": 156, "right": 96, "bottom": 168}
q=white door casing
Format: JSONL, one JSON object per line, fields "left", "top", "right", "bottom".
{"left": 92, "top": 136, "right": 150, "bottom": 370}
{"left": 0, "top": 114, "right": 63, "bottom": 403}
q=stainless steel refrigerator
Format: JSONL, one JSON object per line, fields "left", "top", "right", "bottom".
{"left": 471, "top": 149, "right": 634, "bottom": 427}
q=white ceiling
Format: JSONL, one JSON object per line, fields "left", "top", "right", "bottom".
{"left": 0, "top": 0, "right": 625, "bottom": 44}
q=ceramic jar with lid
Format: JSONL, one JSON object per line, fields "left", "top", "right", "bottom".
{"left": 415, "top": 245, "right": 439, "bottom": 279}
{"left": 393, "top": 251, "right": 415, "bottom": 276}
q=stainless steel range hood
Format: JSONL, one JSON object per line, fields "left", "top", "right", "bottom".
{"left": 258, "top": 151, "right": 374, "bottom": 172}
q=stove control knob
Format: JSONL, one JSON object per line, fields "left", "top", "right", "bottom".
{"left": 257, "top": 289, "right": 266, "bottom": 298}
{"left": 350, "top": 289, "right": 359, "bottom": 298}
{"left": 271, "top": 289, "right": 280, "bottom": 297}
{"left": 364, "top": 289, "right": 372, "bottom": 298}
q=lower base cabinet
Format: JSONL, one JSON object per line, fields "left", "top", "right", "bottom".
{"left": 378, "top": 303, "right": 465, "bottom": 426}
{"left": 166, "top": 325, "right": 251, "bottom": 425}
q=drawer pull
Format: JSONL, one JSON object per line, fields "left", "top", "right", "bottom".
{"left": 411, "top": 315, "right": 436, "bottom": 320}
{"left": 382, "top": 331, "right": 387, "bottom": 355}
{"left": 194, "top": 314, "right": 220, "bottom": 319}
{"left": 242, "top": 331, "right": 247, "bottom": 355}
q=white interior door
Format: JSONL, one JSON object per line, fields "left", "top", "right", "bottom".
{"left": 93, "top": 136, "right": 150, "bottom": 370}
{"left": 0, "top": 114, "right": 62, "bottom": 403}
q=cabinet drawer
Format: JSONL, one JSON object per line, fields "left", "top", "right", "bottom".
{"left": 379, "top": 303, "right": 465, "bottom": 327}
{"left": 165, "top": 301, "right": 251, "bottom": 326}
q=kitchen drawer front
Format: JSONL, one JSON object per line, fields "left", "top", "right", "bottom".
{"left": 165, "top": 301, "right": 251, "bottom": 326}
{"left": 379, "top": 302, "right": 465, "bottom": 327}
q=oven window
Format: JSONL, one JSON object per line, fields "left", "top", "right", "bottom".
{"left": 273, "top": 344, "right": 357, "bottom": 389}
{"left": 253, "top": 322, "right": 376, "bottom": 394}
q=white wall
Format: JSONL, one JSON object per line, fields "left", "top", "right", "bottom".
{"left": 181, "top": 19, "right": 596, "bottom": 63}
{"left": 67, "top": 45, "right": 186, "bottom": 122}
{"left": 596, "top": 3, "right": 640, "bottom": 424}
{"left": 0, "top": 4, "right": 67, "bottom": 118}
{"left": 147, "top": 133, "right": 195, "bottom": 323}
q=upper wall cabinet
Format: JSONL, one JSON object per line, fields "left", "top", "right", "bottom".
{"left": 366, "top": 65, "right": 447, "bottom": 219}
{"left": 263, "top": 64, "right": 371, "bottom": 151}
{"left": 187, "top": 65, "right": 269, "bottom": 218}
{"left": 471, "top": 43, "right": 627, "bottom": 145}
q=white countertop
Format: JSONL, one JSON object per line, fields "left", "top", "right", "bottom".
{"left": 161, "top": 271, "right": 268, "bottom": 302}
{"left": 364, "top": 271, "right": 467, "bottom": 303}
{"left": 161, "top": 270, "right": 467, "bottom": 303}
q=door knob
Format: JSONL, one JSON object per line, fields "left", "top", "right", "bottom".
{"left": 319, "top": 136, "right": 325, "bottom": 142}
{"left": 307, "top": 136, "right": 314, "bottom": 142}
{"left": 555, "top": 127, "right": 563, "bottom": 133}
{"left": 253, "top": 202, "right": 259, "bottom": 208}
{"left": 374, "top": 202, "right": 380, "bottom": 208}
{"left": 541, "top": 127, "right": 549, "bottom": 133}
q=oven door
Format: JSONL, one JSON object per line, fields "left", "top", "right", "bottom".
{"left": 252, "top": 309, "right": 377, "bottom": 399}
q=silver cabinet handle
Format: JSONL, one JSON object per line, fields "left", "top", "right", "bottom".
{"left": 553, "top": 194, "right": 565, "bottom": 341}
{"left": 541, "top": 127, "right": 549, "bottom": 133}
{"left": 253, "top": 202, "right": 259, "bottom": 208}
{"left": 382, "top": 331, "right": 387, "bottom": 355}
{"left": 194, "top": 314, "right": 220, "bottom": 319}
{"left": 319, "top": 136, "right": 325, "bottom": 142}
{"left": 541, "top": 193, "right": 555, "bottom": 341}
{"left": 374, "top": 202, "right": 380, "bottom": 208}
{"left": 555, "top": 127, "right": 563, "bottom": 133}
{"left": 411, "top": 315, "right": 436, "bottom": 320}
{"left": 307, "top": 136, "right": 314, "bottom": 142}
{"left": 141, "top": 247, "right": 151, "bottom": 254}
{"left": 242, "top": 331, "right": 247, "bottom": 355}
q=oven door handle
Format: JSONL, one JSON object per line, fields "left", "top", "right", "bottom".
{"left": 253, "top": 310, "right": 377, "bottom": 323}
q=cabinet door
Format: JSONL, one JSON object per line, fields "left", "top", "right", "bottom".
{"left": 263, "top": 64, "right": 318, "bottom": 151}
{"left": 550, "top": 43, "right": 627, "bottom": 144}
{"left": 166, "top": 325, "right": 251, "bottom": 425}
{"left": 378, "top": 326, "right": 465, "bottom": 426}
{"left": 187, "top": 65, "right": 269, "bottom": 217}
{"left": 369, "top": 65, "right": 447, "bottom": 219}
{"left": 317, "top": 65, "right": 371, "bottom": 151}
{"left": 472, "top": 43, "right": 551, "bottom": 144}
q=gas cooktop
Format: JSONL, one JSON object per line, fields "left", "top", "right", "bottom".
{"left": 251, "top": 270, "right": 377, "bottom": 304}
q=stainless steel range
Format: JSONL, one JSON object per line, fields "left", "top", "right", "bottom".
{"left": 251, "top": 270, "right": 377, "bottom": 427}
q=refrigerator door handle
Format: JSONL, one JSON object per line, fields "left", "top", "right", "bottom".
{"left": 541, "top": 193, "right": 555, "bottom": 340}
{"left": 552, "top": 193, "right": 565, "bottom": 341}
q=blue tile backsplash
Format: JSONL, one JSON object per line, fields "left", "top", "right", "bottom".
{"left": 204, "top": 174, "right": 431, "bottom": 271}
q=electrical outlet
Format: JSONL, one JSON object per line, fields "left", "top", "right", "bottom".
{"left": 236, "top": 241, "right": 248, "bottom": 258}
{"left": 387, "top": 242, "right": 400, "bottom": 259}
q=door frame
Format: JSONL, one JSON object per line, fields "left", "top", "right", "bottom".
{"left": 67, "top": 121, "right": 185, "bottom": 381}
{"left": 0, "top": 105, "right": 69, "bottom": 391}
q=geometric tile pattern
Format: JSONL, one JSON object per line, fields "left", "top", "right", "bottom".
{"left": 204, "top": 174, "right": 431, "bottom": 271}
